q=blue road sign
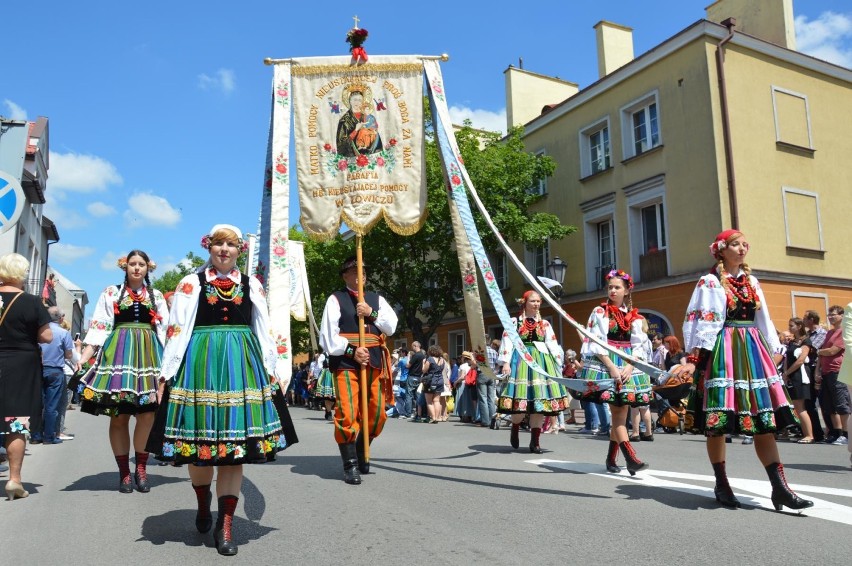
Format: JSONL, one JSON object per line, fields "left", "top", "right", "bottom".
{"left": 0, "top": 170, "right": 26, "bottom": 234}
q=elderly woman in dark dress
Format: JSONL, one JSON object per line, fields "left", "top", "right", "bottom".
{"left": 0, "top": 253, "right": 52, "bottom": 500}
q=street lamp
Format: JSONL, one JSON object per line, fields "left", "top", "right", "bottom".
{"left": 547, "top": 256, "right": 567, "bottom": 298}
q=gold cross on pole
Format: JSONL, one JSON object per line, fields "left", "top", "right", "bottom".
{"left": 352, "top": 15, "right": 360, "bottom": 29}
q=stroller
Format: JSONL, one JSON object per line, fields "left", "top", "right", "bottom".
{"left": 652, "top": 372, "right": 693, "bottom": 434}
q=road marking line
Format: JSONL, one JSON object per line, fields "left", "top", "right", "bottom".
{"left": 528, "top": 458, "right": 852, "bottom": 526}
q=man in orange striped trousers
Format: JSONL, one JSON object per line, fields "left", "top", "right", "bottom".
{"left": 320, "top": 256, "right": 398, "bottom": 485}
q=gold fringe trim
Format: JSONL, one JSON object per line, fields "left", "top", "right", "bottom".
{"left": 291, "top": 62, "right": 423, "bottom": 76}
{"left": 298, "top": 208, "right": 428, "bottom": 241}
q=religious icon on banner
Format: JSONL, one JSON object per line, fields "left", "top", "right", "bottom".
{"left": 291, "top": 55, "right": 427, "bottom": 240}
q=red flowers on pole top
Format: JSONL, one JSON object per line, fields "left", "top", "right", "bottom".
{"left": 346, "top": 23, "right": 369, "bottom": 64}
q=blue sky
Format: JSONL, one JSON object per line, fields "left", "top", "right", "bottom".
{"left": 3, "top": 1, "right": 851, "bottom": 316}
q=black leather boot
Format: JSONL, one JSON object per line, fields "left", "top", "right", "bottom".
{"left": 338, "top": 443, "right": 361, "bottom": 485}
{"left": 355, "top": 434, "right": 371, "bottom": 474}
{"left": 605, "top": 440, "right": 621, "bottom": 473}
{"left": 510, "top": 423, "right": 520, "bottom": 449}
{"left": 711, "top": 461, "right": 741, "bottom": 508}
{"left": 193, "top": 483, "right": 213, "bottom": 533}
{"left": 213, "top": 495, "right": 239, "bottom": 556}
{"left": 619, "top": 440, "right": 649, "bottom": 476}
{"left": 766, "top": 462, "right": 813, "bottom": 512}
{"left": 529, "top": 428, "right": 542, "bottom": 454}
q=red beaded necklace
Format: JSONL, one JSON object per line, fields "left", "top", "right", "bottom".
{"left": 520, "top": 317, "right": 539, "bottom": 333}
{"left": 209, "top": 277, "right": 236, "bottom": 291}
{"left": 725, "top": 274, "right": 755, "bottom": 304}
{"left": 126, "top": 286, "right": 146, "bottom": 302}
{"left": 605, "top": 303, "right": 632, "bottom": 332}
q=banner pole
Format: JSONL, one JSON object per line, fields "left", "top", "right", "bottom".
{"left": 356, "top": 235, "right": 369, "bottom": 465}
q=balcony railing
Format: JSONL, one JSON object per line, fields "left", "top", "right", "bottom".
{"left": 639, "top": 249, "right": 668, "bottom": 283}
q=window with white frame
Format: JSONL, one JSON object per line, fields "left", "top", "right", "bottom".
{"left": 448, "top": 330, "right": 466, "bottom": 359}
{"left": 529, "top": 149, "right": 547, "bottom": 195}
{"left": 597, "top": 220, "right": 616, "bottom": 279}
{"left": 579, "top": 118, "right": 611, "bottom": 177}
{"left": 782, "top": 187, "right": 823, "bottom": 251}
{"left": 625, "top": 175, "right": 669, "bottom": 283}
{"left": 772, "top": 86, "right": 812, "bottom": 149}
{"left": 428, "top": 335, "right": 439, "bottom": 348}
{"left": 525, "top": 244, "right": 549, "bottom": 277}
{"left": 581, "top": 196, "right": 616, "bottom": 292}
{"left": 493, "top": 252, "right": 509, "bottom": 289}
{"left": 641, "top": 203, "right": 666, "bottom": 254}
{"left": 621, "top": 91, "right": 661, "bottom": 159}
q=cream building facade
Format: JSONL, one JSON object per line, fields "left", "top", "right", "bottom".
{"left": 432, "top": 0, "right": 852, "bottom": 356}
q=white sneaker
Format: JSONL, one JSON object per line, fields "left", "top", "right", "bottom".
{"left": 58, "top": 433, "right": 75, "bottom": 441}
{"left": 578, "top": 428, "right": 600, "bottom": 434}
{"left": 831, "top": 436, "right": 848, "bottom": 446}
{"left": 742, "top": 436, "right": 754, "bottom": 445}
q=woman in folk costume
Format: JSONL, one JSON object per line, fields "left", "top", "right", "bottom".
{"left": 496, "top": 290, "right": 570, "bottom": 454}
{"left": 78, "top": 250, "right": 169, "bottom": 494}
{"left": 576, "top": 269, "right": 652, "bottom": 476}
{"left": 313, "top": 352, "right": 336, "bottom": 421}
{"left": 147, "top": 224, "right": 293, "bottom": 556}
{"left": 672, "top": 229, "right": 811, "bottom": 511}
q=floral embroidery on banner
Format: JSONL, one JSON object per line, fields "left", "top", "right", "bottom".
{"left": 274, "top": 152, "right": 289, "bottom": 185}
{"left": 461, "top": 263, "right": 477, "bottom": 295}
{"left": 322, "top": 139, "right": 398, "bottom": 176}
{"left": 166, "top": 324, "right": 181, "bottom": 339}
{"left": 430, "top": 77, "right": 445, "bottom": 103}
{"left": 253, "top": 260, "right": 267, "bottom": 286}
{"left": 271, "top": 233, "right": 288, "bottom": 272}
{"left": 275, "top": 79, "right": 290, "bottom": 107}
{"left": 275, "top": 334, "right": 289, "bottom": 360}
{"left": 263, "top": 167, "right": 273, "bottom": 198}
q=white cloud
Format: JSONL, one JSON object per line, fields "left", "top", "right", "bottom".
{"left": 49, "top": 152, "right": 123, "bottom": 193}
{"left": 795, "top": 12, "right": 852, "bottom": 68}
{"left": 448, "top": 105, "right": 507, "bottom": 135}
{"left": 87, "top": 202, "right": 117, "bottom": 217}
{"left": 123, "top": 192, "right": 181, "bottom": 227}
{"left": 44, "top": 200, "right": 88, "bottom": 229}
{"left": 3, "top": 99, "right": 27, "bottom": 120}
{"left": 198, "top": 68, "right": 236, "bottom": 95}
{"left": 51, "top": 243, "right": 95, "bottom": 264}
{"left": 100, "top": 251, "right": 121, "bottom": 271}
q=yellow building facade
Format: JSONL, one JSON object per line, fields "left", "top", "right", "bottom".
{"left": 427, "top": 2, "right": 852, "bottom": 358}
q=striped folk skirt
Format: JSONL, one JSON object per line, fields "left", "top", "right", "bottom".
{"left": 686, "top": 321, "right": 797, "bottom": 436}
{"left": 576, "top": 340, "right": 653, "bottom": 407}
{"left": 80, "top": 323, "right": 161, "bottom": 416}
{"left": 313, "top": 368, "right": 336, "bottom": 400}
{"left": 146, "top": 325, "right": 289, "bottom": 465}
{"left": 497, "top": 343, "right": 570, "bottom": 416}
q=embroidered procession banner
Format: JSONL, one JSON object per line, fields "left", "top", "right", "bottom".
{"left": 290, "top": 55, "right": 426, "bottom": 239}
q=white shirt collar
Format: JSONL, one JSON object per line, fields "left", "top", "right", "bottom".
{"left": 205, "top": 267, "right": 241, "bottom": 284}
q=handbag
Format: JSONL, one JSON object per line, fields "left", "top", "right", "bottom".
{"left": 464, "top": 367, "right": 477, "bottom": 387}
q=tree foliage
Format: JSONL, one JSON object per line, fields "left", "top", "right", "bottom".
{"left": 152, "top": 252, "right": 207, "bottom": 294}
{"left": 297, "top": 111, "right": 576, "bottom": 348}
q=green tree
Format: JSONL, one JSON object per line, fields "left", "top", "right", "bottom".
{"left": 298, "top": 116, "right": 575, "bottom": 346}
{"left": 151, "top": 252, "right": 206, "bottom": 294}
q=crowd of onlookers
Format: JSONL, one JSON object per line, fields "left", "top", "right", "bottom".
{"left": 284, "top": 304, "right": 850, "bottom": 469}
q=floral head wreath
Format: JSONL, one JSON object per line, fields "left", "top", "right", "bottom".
{"left": 709, "top": 229, "right": 745, "bottom": 259}
{"left": 116, "top": 256, "right": 157, "bottom": 272}
{"left": 605, "top": 269, "right": 634, "bottom": 290}
{"left": 200, "top": 224, "right": 250, "bottom": 254}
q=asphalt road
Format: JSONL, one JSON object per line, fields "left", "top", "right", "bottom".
{"left": 3, "top": 406, "right": 851, "bottom": 564}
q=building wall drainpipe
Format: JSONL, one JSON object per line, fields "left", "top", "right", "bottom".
{"left": 716, "top": 17, "right": 739, "bottom": 229}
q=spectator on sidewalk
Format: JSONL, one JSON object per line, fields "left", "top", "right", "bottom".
{"left": 0, "top": 253, "right": 53, "bottom": 501}
{"left": 816, "top": 305, "right": 849, "bottom": 446}
{"left": 407, "top": 341, "right": 426, "bottom": 422}
{"left": 804, "top": 310, "right": 828, "bottom": 442}
{"left": 32, "top": 307, "right": 77, "bottom": 445}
